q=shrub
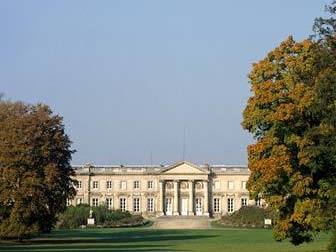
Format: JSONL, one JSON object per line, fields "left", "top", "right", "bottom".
{"left": 57, "top": 204, "right": 90, "bottom": 229}
{"left": 57, "top": 205, "right": 145, "bottom": 229}
{"left": 92, "top": 206, "right": 132, "bottom": 225}
{"left": 220, "top": 206, "right": 273, "bottom": 228}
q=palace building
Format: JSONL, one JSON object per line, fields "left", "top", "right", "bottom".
{"left": 70, "top": 161, "right": 262, "bottom": 217}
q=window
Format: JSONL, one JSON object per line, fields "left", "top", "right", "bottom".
{"left": 66, "top": 199, "right": 71, "bottom": 206}
{"left": 92, "top": 198, "right": 99, "bottom": 207}
{"left": 76, "top": 180, "right": 82, "bottom": 189}
{"left": 120, "top": 197, "right": 126, "bottom": 212}
{"left": 166, "top": 182, "right": 173, "bottom": 189}
{"left": 134, "top": 181, "right": 140, "bottom": 189}
{"left": 227, "top": 198, "right": 234, "bottom": 213}
{"left": 196, "top": 182, "right": 204, "bottom": 189}
{"left": 228, "top": 181, "right": 234, "bottom": 190}
{"left": 106, "top": 180, "right": 113, "bottom": 189}
{"left": 147, "top": 198, "right": 154, "bottom": 212}
{"left": 76, "top": 198, "right": 83, "bottom": 205}
{"left": 180, "top": 182, "right": 188, "bottom": 189}
{"left": 255, "top": 198, "right": 262, "bottom": 207}
{"left": 133, "top": 198, "right": 140, "bottom": 212}
{"left": 241, "top": 197, "right": 248, "bottom": 207}
{"left": 147, "top": 181, "right": 154, "bottom": 189}
{"left": 213, "top": 198, "right": 220, "bottom": 213}
{"left": 242, "top": 181, "right": 247, "bottom": 190}
{"left": 214, "top": 181, "right": 220, "bottom": 190}
{"left": 106, "top": 198, "right": 113, "bottom": 209}
{"left": 92, "top": 181, "right": 99, "bottom": 189}
{"left": 120, "top": 181, "right": 127, "bottom": 190}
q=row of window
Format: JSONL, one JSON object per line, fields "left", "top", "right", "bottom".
{"left": 213, "top": 197, "right": 261, "bottom": 213}
{"left": 76, "top": 180, "right": 247, "bottom": 190}
{"left": 87, "top": 197, "right": 155, "bottom": 212}
{"left": 74, "top": 197, "right": 261, "bottom": 213}
{"left": 213, "top": 181, "right": 247, "bottom": 190}
{"left": 213, "top": 197, "right": 244, "bottom": 213}
{"left": 76, "top": 180, "right": 154, "bottom": 190}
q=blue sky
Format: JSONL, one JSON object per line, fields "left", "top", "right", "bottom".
{"left": 0, "top": 0, "right": 330, "bottom": 165}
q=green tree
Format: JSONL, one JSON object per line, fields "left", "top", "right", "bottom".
{"left": 0, "top": 100, "right": 75, "bottom": 240}
{"left": 242, "top": 35, "right": 336, "bottom": 249}
{"left": 313, "top": 0, "right": 336, "bottom": 52}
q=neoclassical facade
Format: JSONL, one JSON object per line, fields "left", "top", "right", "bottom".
{"left": 70, "top": 161, "right": 262, "bottom": 217}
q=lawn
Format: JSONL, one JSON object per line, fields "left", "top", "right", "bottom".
{"left": 0, "top": 228, "right": 329, "bottom": 252}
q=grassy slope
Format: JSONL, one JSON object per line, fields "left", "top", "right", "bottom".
{"left": 0, "top": 228, "right": 329, "bottom": 252}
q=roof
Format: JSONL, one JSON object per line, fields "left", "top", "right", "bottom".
{"left": 72, "top": 161, "right": 248, "bottom": 175}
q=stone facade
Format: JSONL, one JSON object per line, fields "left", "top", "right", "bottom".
{"left": 69, "top": 161, "right": 263, "bottom": 218}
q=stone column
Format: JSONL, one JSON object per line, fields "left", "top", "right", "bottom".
{"left": 203, "top": 180, "right": 209, "bottom": 216}
{"left": 188, "top": 180, "right": 194, "bottom": 215}
{"left": 158, "top": 180, "right": 164, "bottom": 216}
{"left": 173, "top": 180, "right": 179, "bottom": 215}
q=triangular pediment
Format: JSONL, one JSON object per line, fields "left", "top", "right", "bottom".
{"left": 161, "top": 161, "right": 208, "bottom": 174}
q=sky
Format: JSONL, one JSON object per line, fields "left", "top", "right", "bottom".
{"left": 0, "top": 0, "right": 330, "bottom": 165}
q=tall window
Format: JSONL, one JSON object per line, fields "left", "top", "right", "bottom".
{"left": 106, "top": 181, "right": 113, "bottom": 189}
{"left": 241, "top": 197, "right": 248, "bottom": 207}
{"left": 76, "top": 180, "right": 82, "bottom": 189}
{"left": 242, "top": 181, "right": 247, "bottom": 190}
{"left": 76, "top": 198, "right": 83, "bottom": 205}
{"left": 134, "top": 181, "right": 140, "bottom": 189}
{"left": 147, "top": 198, "right": 154, "bottom": 212}
{"left": 133, "top": 198, "right": 140, "bottom": 212}
{"left": 147, "top": 181, "right": 154, "bottom": 189}
{"left": 92, "top": 181, "right": 99, "bottom": 189}
{"left": 120, "top": 181, "right": 127, "bottom": 190}
{"left": 228, "top": 181, "right": 234, "bottom": 190}
{"left": 106, "top": 198, "right": 113, "bottom": 209}
{"left": 213, "top": 198, "right": 220, "bottom": 213}
{"left": 120, "top": 197, "right": 126, "bottom": 212}
{"left": 92, "top": 198, "right": 99, "bottom": 207}
{"left": 227, "top": 198, "right": 234, "bottom": 213}
{"left": 255, "top": 198, "right": 262, "bottom": 207}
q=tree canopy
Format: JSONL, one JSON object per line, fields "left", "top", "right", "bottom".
{"left": 242, "top": 29, "right": 336, "bottom": 248}
{"left": 0, "top": 100, "right": 75, "bottom": 240}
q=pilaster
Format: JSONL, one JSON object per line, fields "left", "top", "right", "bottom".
{"left": 173, "top": 180, "right": 179, "bottom": 215}
{"left": 203, "top": 180, "right": 209, "bottom": 216}
{"left": 188, "top": 180, "right": 194, "bottom": 215}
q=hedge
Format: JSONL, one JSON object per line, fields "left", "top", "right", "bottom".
{"left": 57, "top": 204, "right": 147, "bottom": 229}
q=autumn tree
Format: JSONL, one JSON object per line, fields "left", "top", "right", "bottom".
{"left": 0, "top": 100, "right": 75, "bottom": 240}
{"left": 242, "top": 35, "right": 336, "bottom": 250}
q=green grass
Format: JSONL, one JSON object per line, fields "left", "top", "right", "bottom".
{"left": 0, "top": 228, "right": 330, "bottom": 252}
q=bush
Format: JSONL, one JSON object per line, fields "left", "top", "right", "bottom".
{"left": 92, "top": 206, "right": 132, "bottom": 225}
{"left": 220, "top": 206, "right": 273, "bottom": 228}
{"left": 57, "top": 205, "right": 145, "bottom": 229}
{"left": 57, "top": 204, "right": 90, "bottom": 229}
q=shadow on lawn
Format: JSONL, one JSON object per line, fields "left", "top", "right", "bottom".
{"left": 0, "top": 229, "right": 217, "bottom": 251}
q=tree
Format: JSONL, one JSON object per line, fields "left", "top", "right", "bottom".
{"left": 313, "top": 0, "right": 336, "bottom": 52}
{"left": 0, "top": 100, "right": 75, "bottom": 240}
{"left": 242, "top": 35, "right": 336, "bottom": 249}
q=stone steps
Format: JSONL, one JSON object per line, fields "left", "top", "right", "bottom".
{"left": 153, "top": 216, "right": 211, "bottom": 229}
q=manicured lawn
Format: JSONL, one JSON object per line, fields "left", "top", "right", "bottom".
{"left": 0, "top": 228, "right": 329, "bottom": 252}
